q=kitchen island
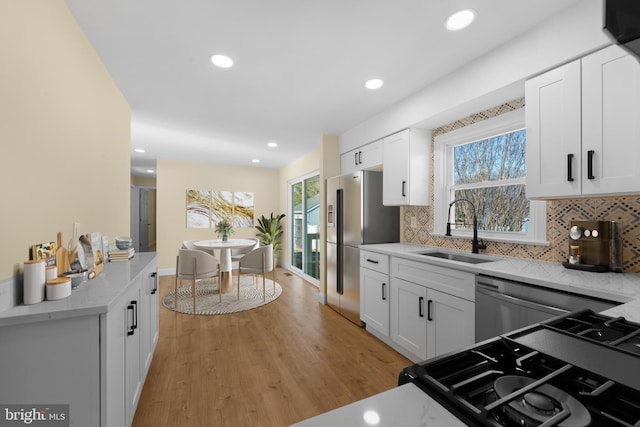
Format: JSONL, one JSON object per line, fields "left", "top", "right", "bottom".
{"left": 0, "top": 253, "right": 159, "bottom": 427}
{"left": 293, "top": 244, "right": 640, "bottom": 426}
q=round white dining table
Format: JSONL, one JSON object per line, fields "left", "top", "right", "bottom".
{"left": 194, "top": 239, "right": 257, "bottom": 292}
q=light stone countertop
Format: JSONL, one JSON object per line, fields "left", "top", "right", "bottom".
{"left": 361, "top": 243, "right": 640, "bottom": 317}
{"left": 0, "top": 252, "right": 158, "bottom": 327}
{"left": 290, "top": 383, "right": 465, "bottom": 427}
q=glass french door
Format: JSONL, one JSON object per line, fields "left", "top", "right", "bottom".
{"left": 290, "top": 173, "right": 320, "bottom": 282}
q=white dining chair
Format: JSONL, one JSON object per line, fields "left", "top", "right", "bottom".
{"left": 236, "top": 244, "right": 274, "bottom": 301}
{"left": 175, "top": 249, "right": 221, "bottom": 312}
{"left": 230, "top": 237, "right": 260, "bottom": 261}
{"left": 182, "top": 240, "right": 199, "bottom": 250}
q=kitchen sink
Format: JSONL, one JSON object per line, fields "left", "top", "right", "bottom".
{"left": 416, "top": 251, "right": 496, "bottom": 264}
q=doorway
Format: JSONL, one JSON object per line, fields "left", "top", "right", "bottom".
{"left": 131, "top": 185, "right": 157, "bottom": 252}
{"left": 290, "top": 173, "right": 320, "bottom": 284}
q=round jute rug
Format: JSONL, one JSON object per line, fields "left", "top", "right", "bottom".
{"left": 162, "top": 275, "right": 282, "bottom": 315}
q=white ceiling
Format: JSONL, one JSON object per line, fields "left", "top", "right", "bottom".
{"left": 64, "top": 0, "right": 582, "bottom": 176}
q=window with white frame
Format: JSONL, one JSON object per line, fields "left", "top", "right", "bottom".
{"left": 434, "top": 109, "right": 547, "bottom": 244}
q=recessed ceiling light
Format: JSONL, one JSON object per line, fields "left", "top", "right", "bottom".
{"left": 445, "top": 9, "right": 476, "bottom": 31}
{"left": 134, "top": 148, "right": 145, "bottom": 153}
{"left": 146, "top": 169, "right": 155, "bottom": 174}
{"left": 251, "top": 159, "right": 260, "bottom": 164}
{"left": 210, "top": 54, "right": 233, "bottom": 68}
{"left": 267, "top": 142, "right": 278, "bottom": 148}
{"left": 365, "top": 79, "right": 384, "bottom": 90}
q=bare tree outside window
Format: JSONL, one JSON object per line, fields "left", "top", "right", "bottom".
{"left": 450, "top": 129, "right": 529, "bottom": 233}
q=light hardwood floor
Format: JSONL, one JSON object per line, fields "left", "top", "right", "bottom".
{"left": 132, "top": 269, "right": 411, "bottom": 427}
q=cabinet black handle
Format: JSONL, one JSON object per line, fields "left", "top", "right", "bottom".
{"left": 381, "top": 283, "right": 386, "bottom": 301}
{"left": 127, "top": 304, "right": 135, "bottom": 336}
{"left": 354, "top": 152, "right": 358, "bottom": 165}
{"left": 427, "top": 299, "right": 433, "bottom": 321}
{"left": 366, "top": 258, "right": 379, "bottom": 264}
{"left": 587, "top": 150, "right": 595, "bottom": 180}
{"left": 402, "top": 181, "right": 406, "bottom": 197}
{"left": 419, "top": 296, "right": 424, "bottom": 317}
{"left": 567, "top": 154, "right": 574, "bottom": 182}
{"left": 358, "top": 151, "right": 363, "bottom": 164}
{"left": 151, "top": 271, "right": 158, "bottom": 294}
{"left": 131, "top": 300, "right": 138, "bottom": 330}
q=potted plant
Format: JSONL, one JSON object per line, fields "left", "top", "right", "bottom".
{"left": 255, "top": 212, "right": 285, "bottom": 267}
{"left": 215, "top": 216, "right": 234, "bottom": 242}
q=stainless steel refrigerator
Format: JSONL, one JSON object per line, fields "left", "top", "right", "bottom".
{"left": 326, "top": 170, "right": 400, "bottom": 325}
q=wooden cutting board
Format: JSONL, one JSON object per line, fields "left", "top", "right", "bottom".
{"left": 55, "top": 231, "right": 70, "bottom": 276}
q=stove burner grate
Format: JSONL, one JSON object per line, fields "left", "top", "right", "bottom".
{"left": 485, "top": 375, "right": 591, "bottom": 427}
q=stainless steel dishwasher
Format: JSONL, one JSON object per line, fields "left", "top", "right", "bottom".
{"left": 475, "top": 274, "right": 619, "bottom": 342}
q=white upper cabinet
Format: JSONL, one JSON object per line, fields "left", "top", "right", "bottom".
{"left": 340, "top": 139, "right": 383, "bottom": 174}
{"left": 382, "top": 129, "right": 431, "bottom": 206}
{"left": 525, "top": 60, "right": 582, "bottom": 198}
{"left": 526, "top": 45, "right": 640, "bottom": 199}
{"left": 582, "top": 46, "right": 640, "bottom": 195}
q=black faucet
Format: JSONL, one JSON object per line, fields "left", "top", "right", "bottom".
{"left": 446, "top": 199, "right": 486, "bottom": 254}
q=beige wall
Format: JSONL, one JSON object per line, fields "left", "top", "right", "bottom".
{"left": 156, "top": 159, "right": 280, "bottom": 270}
{"left": 0, "top": 1, "right": 130, "bottom": 280}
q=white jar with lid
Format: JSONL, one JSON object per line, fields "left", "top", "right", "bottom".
{"left": 24, "top": 259, "right": 46, "bottom": 304}
{"left": 46, "top": 277, "right": 71, "bottom": 300}
{"left": 46, "top": 265, "right": 58, "bottom": 281}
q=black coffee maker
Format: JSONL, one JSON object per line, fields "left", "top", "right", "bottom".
{"left": 563, "top": 220, "right": 622, "bottom": 272}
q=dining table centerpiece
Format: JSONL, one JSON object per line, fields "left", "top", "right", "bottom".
{"left": 215, "top": 216, "right": 234, "bottom": 242}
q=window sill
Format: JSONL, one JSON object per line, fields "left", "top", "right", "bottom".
{"left": 430, "top": 232, "right": 550, "bottom": 247}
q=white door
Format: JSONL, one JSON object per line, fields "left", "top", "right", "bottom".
{"left": 582, "top": 45, "right": 640, "bottom": 195}
{"left": 525, "top": 60, "right": 582, "bottom": 199}
{"left": 360, "top": 268, "right": 389, "bottom": 336}
{"left": 383, "top": 130, "right": 410, "bottom": 205}
{"left": 124, "top": 284, "right": 142, "bottom": 426}
{"left": 426, "top": 288, "right": 474, "bottom": 359}
{"left": 391, "top": 277, "right": 427, "bottom": 360}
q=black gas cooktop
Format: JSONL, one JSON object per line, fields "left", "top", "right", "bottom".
{"left": 398, "top": 309, "right": 640, "bottom": 426}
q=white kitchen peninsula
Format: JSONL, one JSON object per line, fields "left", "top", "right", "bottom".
{"left": 0, "top": 253, "right": 159, "bottom": 427}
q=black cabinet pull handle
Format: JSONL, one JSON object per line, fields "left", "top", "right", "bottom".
{"left": 358, "top": 151, "right": 363, "bottom": 164}
{"left": 354, "top": 152, "right": 358, "bottom": 165}
{"left": 419, "top": 296, "right": 424, "bottom": 317}
{"left": 366, "top": 258, "right": 379, "bottom": 264}
{"left": 131, "top": 300, "right": 138, "bottom": 330}
{"left": 402, "top": 181, "right": 406, "bottom": 197}
{"left": 151, "top": 271, "right": 158, "bottom": 294}
{"left": 381, "top": 283, "right": 386, "bottom": 301}
{"left": 427, "top": 299, "right": 433, "bottom": 321}
{"left": 127, "top": 304, "right": 135, "bottom": 336}
{"left": 567, "top": 154, "right": 574, "bottom": 182}
{"left": 587, "top": 150, "right": 595, "bottom": 180}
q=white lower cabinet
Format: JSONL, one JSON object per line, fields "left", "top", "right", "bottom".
{"left": 360, "top": 250, "right": 390, "bottom": 336}
{"left": 384, "top": 256, "right": 475, "bottom": 362}
{"left": 104, "top": 261, "right": 158, "bottom": 427}
{"left": 0, "top": 255, "right": 159, "bottom": 427}
{"left": 390, "top": 277, "right": 428, "bottom": 360}
{"left": 426, "top": 288, "right": 474, "bottom": 358}
{"left": 389, "top": 278, "right": 474, "bottom": 361}
{"left": 361, "top": 267, "right": 390, "bottom": 336}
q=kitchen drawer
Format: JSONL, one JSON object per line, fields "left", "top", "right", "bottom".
{"left": 360, "top": 250, "right": 389, "bottom": 274}
{"left": 390, "top": 257, "right": 475, "bottom": 302}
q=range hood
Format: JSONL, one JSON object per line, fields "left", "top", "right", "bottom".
{"left": 604, "top": 0, "right": 640, "bottom": 61}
